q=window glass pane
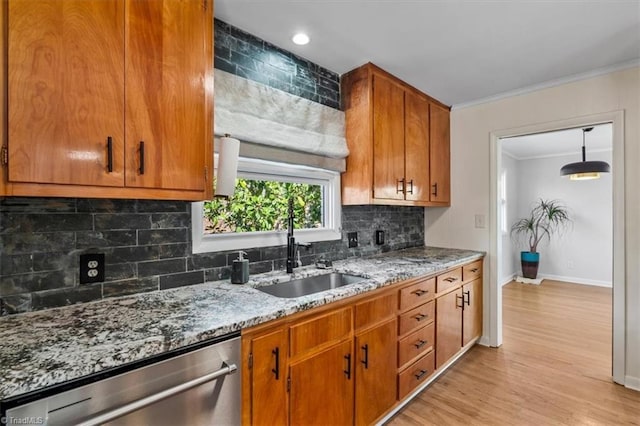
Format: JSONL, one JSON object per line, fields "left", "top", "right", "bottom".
{"left": 203, "top": 178, "right": 323, "bottom": 234}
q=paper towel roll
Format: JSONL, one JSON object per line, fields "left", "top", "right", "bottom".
{"left": 215, "top": 135, "right": 240, "bottom": 198}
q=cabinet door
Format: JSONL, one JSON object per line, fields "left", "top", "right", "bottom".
{"left": 248, "top": 328, "right": 288, "bottom": 426}
{"left": 429, "top": 103, "right": 450, "bottom": 203}
{"left": 290, "top": 340, "right": 354, "bottom": 426}
{"left": 8, "top": 0, "right": 125, "bottom": 187}
{"left": 462, "top": 278, "right": 483, "bottom": 346}
{"left": 372, "top": 74, "right": 405, "bottom": 201}
{"left": 436, "top": 289, "right": 463, "bottom": 369}
{"left": 404, "top": 91, "right": 430, "bottom": 202}
{"left": 355, "top": 319, "right": 397, "bottom": 426}
{"left": 125, "top": 0, "right": 211, "bottom": 191}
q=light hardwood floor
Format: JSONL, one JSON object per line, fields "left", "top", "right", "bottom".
{"left": 387, "top": 280, "right": 640, "bottom": 425}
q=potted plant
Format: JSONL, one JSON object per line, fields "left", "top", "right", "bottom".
{"left": 510, "top": 199, "right": 571, "bottom": 279}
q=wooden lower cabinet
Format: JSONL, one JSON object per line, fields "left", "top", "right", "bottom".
{"left": 355, "top": 319, "right": 397, "bottom": 426}
{"left": 290, "top": 340, "right": 354, "bottom": 426}
{"left": 462, "top": 278, "right": 483, "bottom": 346}
{"left": 436, "top": 288, "right": 463, "bottom": 369}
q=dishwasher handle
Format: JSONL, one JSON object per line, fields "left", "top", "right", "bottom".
{"left": 76, "top": 361, "right": 237, "bottom": 426}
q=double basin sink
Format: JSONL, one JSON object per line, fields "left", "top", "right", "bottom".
{"left": 257, "top": 272, "right": 365, "bottom": 298}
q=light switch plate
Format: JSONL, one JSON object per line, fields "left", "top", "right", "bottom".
{"left": 474, "top": 214, "right": 486, "bottom": 229}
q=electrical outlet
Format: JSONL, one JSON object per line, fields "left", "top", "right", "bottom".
{"left": 347, "top": 232, "right": 358, "bottom": 248}
{"left": 375, "top": 230, "right": 385, "bottom": 245}
{"left": 80, "top": 253, "right": 105, "bottom": 284}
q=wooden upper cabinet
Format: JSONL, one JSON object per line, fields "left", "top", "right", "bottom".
{"left": 341, "top": 63, "right": 450, "bottom": 207}
{"left": 125, "top": 0, "right": 209, "bottom": 191}
{"left": 429, "top": 102, "right": 451, "bottom": 204}
{"left": 372, "top": 74, "right": 405, "bottom": 201}
{"left": 2, "top": 0, "right": 213, "bottom": 200}
{"left": 404, "top": 91, "right": 430, "bottom": 202}
{"left": 7, "top": 0, "right": 125, "bottom": 187}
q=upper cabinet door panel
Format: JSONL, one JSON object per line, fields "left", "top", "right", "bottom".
{"left": 372, "top": 74, "right": 405, "bottom": 201}
{"left": 429, "top": 103, "right": 450, "bottom": 203}
{"left": 125, "top": 0, "right": 210, "bottom": 191}
{"left": 8, "top": 0, "right": 125, "bottom": 186}
{"left": 404, "top": 92, "right": 430, "bottom": 202}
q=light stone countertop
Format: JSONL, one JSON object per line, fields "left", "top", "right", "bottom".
{"left": 0, "top": 246, "right": 483, "bottom": 401}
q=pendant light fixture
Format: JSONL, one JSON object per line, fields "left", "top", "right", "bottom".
{"left": 214, "top": 134, "right": 240, "bottom": 198}
{"left": 560, "top": 127, "right": 610, "bottom": 180}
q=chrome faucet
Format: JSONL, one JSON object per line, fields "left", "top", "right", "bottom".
{"left": 286, "top": 198, "right": 310, "bottom": 273}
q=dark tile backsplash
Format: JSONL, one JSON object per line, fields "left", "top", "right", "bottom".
{"left": 214, "top": 19, "right": 340, "bottom": 109}
{"left": 0, "top": 21, "right": 422, "bottom": 315}
{"left": 0, "top": 199, "right": 423, "bottom": 315}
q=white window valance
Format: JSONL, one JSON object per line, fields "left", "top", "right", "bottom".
{"left": 214, "top": 69, "right": 348, "bottom": 159}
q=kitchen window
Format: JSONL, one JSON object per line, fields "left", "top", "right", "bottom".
{"left": 192, "top": 157, "right": 342, "bottom": 253}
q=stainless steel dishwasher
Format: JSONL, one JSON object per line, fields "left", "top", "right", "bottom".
{"left": 2, "top": 333, "right": 240, "bottom": 426}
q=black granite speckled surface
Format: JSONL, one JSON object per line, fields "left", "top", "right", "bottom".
{"left": 0, "top": 247, "right": 483, "bottom": 400}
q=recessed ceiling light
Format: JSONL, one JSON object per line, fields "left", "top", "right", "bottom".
{"left": 292, "top": 33, "right": 310, "bottom": 45}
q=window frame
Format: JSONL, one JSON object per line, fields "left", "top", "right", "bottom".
{"left": 192, "top": 157, "right": 342, "bottom": 254}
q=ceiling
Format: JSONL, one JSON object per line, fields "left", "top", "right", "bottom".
{"left": 215, "top": 0, "right": 640, "bottom": 107}
{"left": 501, "top": 123, "right": 612, "bottom": 160}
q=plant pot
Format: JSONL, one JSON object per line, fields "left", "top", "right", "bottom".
{"left": 520, "top": 251, "right": 540, "bottom": 279}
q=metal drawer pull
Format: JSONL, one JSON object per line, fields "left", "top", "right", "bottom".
{"left": 414, "top": 313, "right": 428, "bottom": 322}
{"left": 412, "top": 289, "right": 428, "bottom": 296}
{"left": 464, "top": 290, "right": 471, "bottom": 306}
{"left": 139, "top": 141, "right": 145, "bottom": 175}
{"left": 443, "top": 277, "right": 458, "bottom": 283}
{"left": 344, "top": 354, "right": 352, "bottom": 379}
{"left": 361, "top": 344, "right": 369, "bottom": 369}
{"left": 76, "top": 361, "right": 237, "bottom": 426}
{"left": 414, "top": 339, "right": 427, "bottom": 349}
{"left": 106, "top": 136, "right": 113, "bottom": 173}
{"left": 470, "top": 268, "right": 479, "bottom": 273}
{"left": 415, "top": 369, "right": 428, "bottom": 380}
{"left": 396, "top": 178, "right": 405, "bottom": 194}
{"left": 431, "top": 182, "right": 438, "bottom": 197}
{"left": 406, "top": 179, "right": 414, "bottom": 194}
{"left": 272, "top": 347, "right": 280, "bottom": 380}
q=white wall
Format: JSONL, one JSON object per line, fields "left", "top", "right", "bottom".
{"left": 424, "top": 66, "right": 640, "bottom": 387}
{"left": 513, "top": 151, "right": 613, "bottom": 286}
{"left": 500, "top": 153, "right": 519, "bottom": 284}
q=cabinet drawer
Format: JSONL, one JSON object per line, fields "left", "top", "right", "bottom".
{"left": 398, "top": 322, "right": 434, "bottom": 367}
{"left": 398, "top": 300, "right": 434, "bottom": 336}
{"left": 398, "top": 350, "right": 435, "bottom": 400}
{"left": 290, "top": 307, "right": 352, "bottom": 357}
{"left": 355, "top": 292, "right": 397, "bottom": 331}
{"left": 436, "top": 268, "right": 462, "bottom": 293}
{"left": 399, "top": 277, "right": 435, "bottom": 311}
{"left": 463, "top": 260, "right": 483, "bottom": 282}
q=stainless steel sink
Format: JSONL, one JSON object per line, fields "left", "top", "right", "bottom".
{"left": 257, "top": 273, "right": 365, "bottom": 298}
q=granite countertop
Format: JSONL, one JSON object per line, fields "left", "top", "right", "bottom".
{"left": 0, "top": 246, "right": 483, "bottom": 401}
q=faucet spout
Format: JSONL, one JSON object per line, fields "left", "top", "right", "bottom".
{"left": 286, "top": 198, "right": 296, "bottom": 273}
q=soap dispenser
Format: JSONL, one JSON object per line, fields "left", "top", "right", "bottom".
{"left": 231, "top": 251, "right": 249, "bottom": 284}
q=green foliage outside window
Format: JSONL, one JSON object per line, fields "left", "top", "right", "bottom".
{"left": 204, "top": 178, "right": 323, "bottom": 233}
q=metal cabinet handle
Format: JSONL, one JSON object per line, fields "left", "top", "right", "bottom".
{"left": 139, "top": 141, "right": 145, "bottom": 175}
{"left": 361, "top": 344, "right": 369, "bottom": 369}
{"left": 444, "top": 277, "right": 458, "bottom": 283}
{"left": 396, "top": 178, "right": 405, "bottom": 194}
{"left": 106, "top": 136, "right": 113, "bottom": 173}
{"left": 456, "top": 294, "right": 464, "bottom": 309}
{"left": 344, "top": 354, "right": 352, "bottom": 379}
{"left": 412, "top": 289, "right": 428, "bottom": 296}
{"left": 415, "top": 369, "right": 428, "bottom": 381}
{"left": 414, "top": 313, "right": 428, "bottom": 322}
{"left": 464, "top": 290, "right": 471, "bottom": 306}
{"left": 431, "top": 182, "right": 438, "bottom": 197}
{"left": 414, "top": 339, "right": 427, "bottom": 349}
{"left": 470, "top": 268, "right": 479, "bottom": 273}
{"left": 272, "top": 347, "right": 280, "bottom": 380}
{"left": 406, "top": 179, "right": 414, "bottom": 194}
{"left": 76, "top": 361, "right": 237, "bottom": 426}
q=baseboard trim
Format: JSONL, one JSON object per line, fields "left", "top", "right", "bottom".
{"left": 624, "top": 375, "right": 640, "bottom": 391}
{"left": 538, "top": 274, "right": 612, "bottom": 288}
{"left": 501, "top": 274, "right": 516, "bottom": 286}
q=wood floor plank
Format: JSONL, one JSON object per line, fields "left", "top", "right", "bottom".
{"left": 387, "top": 280, "right": 640, "bottom": 426}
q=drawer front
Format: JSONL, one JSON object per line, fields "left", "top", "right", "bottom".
{"left": 463, "top": 260, "right": 483, "bottom": 282}
{"left": 398, "top": 322, "right": 435, "bottom": 367}
{"left": 398, "top": 300, "right": 435, "bottom": 336}
{"left": 399, "top": 277, "right": 435, "bottom": 311}
{"left": 398, "top": 350, "right": 435, "bottom": 400}
{"left": 289, "top": 307, "right": 352, "bottom": 357}
{"left": 436, "top": 268, "right": 462, "bottom": 293}
{"left": 355, "top": 292, "right": 397, "bottom": 331}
